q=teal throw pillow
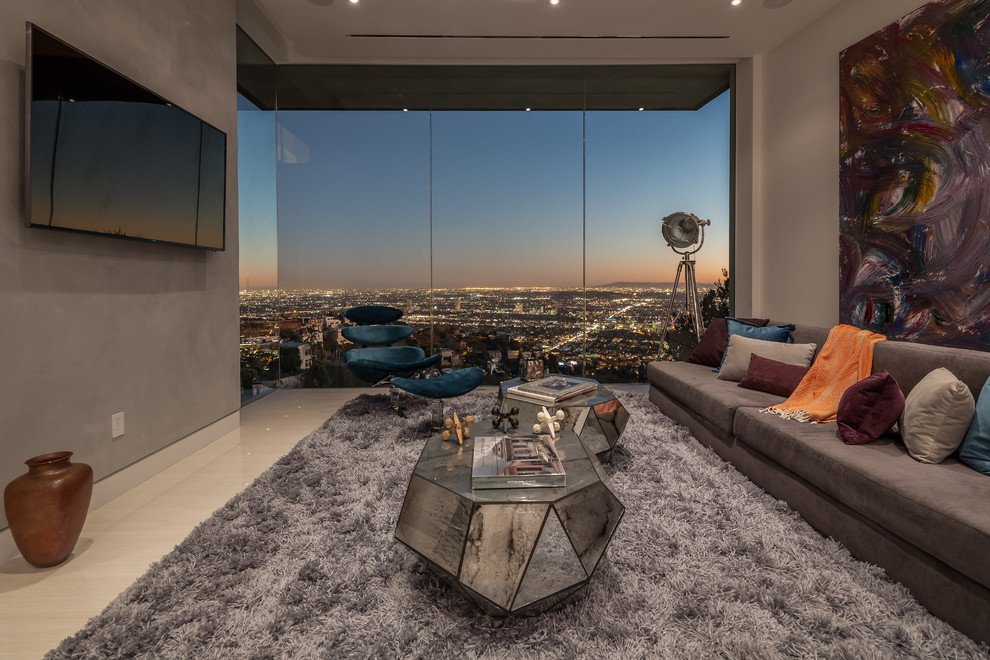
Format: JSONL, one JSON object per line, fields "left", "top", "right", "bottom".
{"left": 725, "top": 318, "right": 795, "bottom": 343}
{"left": 959, "top": 375, "right": 990, "bottom": 476}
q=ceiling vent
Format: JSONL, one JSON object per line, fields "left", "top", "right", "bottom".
{"left": 347, "top": 34, "right": 730, "bottom": 40}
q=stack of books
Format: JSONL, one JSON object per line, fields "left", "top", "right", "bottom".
{"left": 505, "top": 376, "right": 598, "bottom": 404}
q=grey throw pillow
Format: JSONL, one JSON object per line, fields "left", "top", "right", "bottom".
{"left": 900, "top": 367, "right": 975, "bottom": 464}
{"left": 716, "top": 334, "right": 817, "bottom": 382}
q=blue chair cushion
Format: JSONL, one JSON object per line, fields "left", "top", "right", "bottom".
{"left": 345, "top": 305, "right": 403, "bottom": 325}
{"left": 346, "top": 346, "right": 425, "bottom": 364}
{"left": 342, "top": 325, "right": 413, "bottom": 346}
{"left": 345, "top": 346, "right": 442, "bottom": 383}
{"left": 392, "top": 367, "right": 486, "bottom": 399}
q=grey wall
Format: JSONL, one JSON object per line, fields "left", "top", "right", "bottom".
{"left": 754, "top": 0, "right": 925, "bottom": 325}
{"left": 0, "top": 1, "right": 239, "bottom": 529}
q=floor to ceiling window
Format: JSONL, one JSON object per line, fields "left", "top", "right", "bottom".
{"left": 584, "top": 99, "right": 731, "bottom": 379}
{"left": 236, "top": 32, "right": 732, "bottom": 396}
{"left": 274, "top": 110, "right": 431, "bottom": 387}
{"left": 430, "top": 111, "right": 585, "bottom": 379}
{"left": 237, "top": 92, "right": 279, "bottom": 399}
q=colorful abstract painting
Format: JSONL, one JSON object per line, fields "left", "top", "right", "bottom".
{"left": 840, "top": 0, "right": 990, "bottom": 349}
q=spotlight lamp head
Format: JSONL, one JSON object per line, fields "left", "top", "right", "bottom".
{"left": 660, "top": 212, "right": 711, "bottom": 256}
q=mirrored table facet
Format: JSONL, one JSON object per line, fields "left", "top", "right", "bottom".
{"left": 497, "top": 378, "right": 630, "bottom": 463}
{"left": 394, "top": 429, "right": 624, "bottom": 615}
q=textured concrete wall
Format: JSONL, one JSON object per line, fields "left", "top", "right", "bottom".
{"left": 0, "top": 1, "right": 239, "bottom": 529}
{"left": 756, "top": 0, "right": 924, "bottom": 326}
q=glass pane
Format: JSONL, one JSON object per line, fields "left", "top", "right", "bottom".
{"left": 237, "top": 93, "right": 279, "bottom": 402}
{"left": 431, "top": 111, "right": 584, "bottom": 381}
{"left": 238, "top": 60, "right": 734, "bottom": 394}
{"left": 275, "top": 111, "right": 431, "bottom": 387}
{"left": 585, "top": 90, "right": 731, "bottom": 374}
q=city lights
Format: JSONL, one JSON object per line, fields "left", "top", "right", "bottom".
{"left": 240, "top": 283, "right": 714, "bottom": 387}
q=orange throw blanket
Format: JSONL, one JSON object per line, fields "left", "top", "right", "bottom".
{"left": 766, "top": 324, "right": 886, "bottom": 423}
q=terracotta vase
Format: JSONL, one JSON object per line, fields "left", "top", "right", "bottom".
{"left": 4, "top": 451, "right": 93, "bottom": 568}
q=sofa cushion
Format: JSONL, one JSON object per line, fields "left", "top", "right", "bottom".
{"left": 733, "top": 407, "right": 990, "bottom": 590}
{"left": 901, "top": 368, "right": 975, "bottom": 464}
{"left": 717, "top": 334, "right": 816, "bottom": 382}
{"left": 688, "top": 317, "right": 769, "bottom": 368}
{"left": 646, "top": 360, "right": 783, "bottom": 434}
{"left": 959, "top": 376, "right": 990, "bottom": 476}
{"left": 836, "top": 371, "right": 905, "bottom": 445}
{"left": 738, "top": 354, "right": 810, "bottom": 398}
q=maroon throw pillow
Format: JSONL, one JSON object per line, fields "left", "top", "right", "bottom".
{"left": 836, "top": 371, "right": 905, "bottom": 445}
{"left": 737, "top": 353, "right": 810, "bottom": 397}
{"left": 687, "top": 317, "right": 770, "bottom": 367}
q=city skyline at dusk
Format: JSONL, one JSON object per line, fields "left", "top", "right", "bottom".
{"left": 239, "top": 283, "right": 710, "bottom": 386}
{"left": 238, "top": 91, "right": 731, "bottom": 291}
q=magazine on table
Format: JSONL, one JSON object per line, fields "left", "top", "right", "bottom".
{"left": 471, "top": 434, "right": 566, "bottom": 489}
{"left": 505, "top": 376, "right": 598, "bottom": 404}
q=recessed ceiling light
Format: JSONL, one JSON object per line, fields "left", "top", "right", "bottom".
{"left": 730, "top": 0, "right": 741, "bottom": 5}
{"left": 550, "top": 0, "right": 560, "bottom": 5}
{"left": 349, "top": 0, "right": 359, "bottom": 4}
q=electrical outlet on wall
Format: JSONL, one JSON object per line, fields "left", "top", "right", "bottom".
{"left": 111, "top": 412, "right": 125, "bottom": 438}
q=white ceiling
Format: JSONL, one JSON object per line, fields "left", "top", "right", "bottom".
{"left": 243, "top": 0, "right": 846, "bottom": 65}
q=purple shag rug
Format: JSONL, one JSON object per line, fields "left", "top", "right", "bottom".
{"left": 48, "top": 390, "right": 988, "bottom": 658}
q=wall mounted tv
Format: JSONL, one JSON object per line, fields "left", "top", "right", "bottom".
{"left": 25, "top": 23, "right": 226, "bottom": 250}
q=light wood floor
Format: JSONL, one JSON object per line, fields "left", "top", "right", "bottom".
{"left": 0, "top": 388, "right": 371, "bottom": 659}
{"left": 0, "top": 383, "right": 645, "bottom": 658}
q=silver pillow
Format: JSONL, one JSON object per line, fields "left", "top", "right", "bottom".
{"left": 901, "top": 367, "right": 975, "bottom": 464}
{"left": 716, "top": 334, "right": 817, "bottom": 382}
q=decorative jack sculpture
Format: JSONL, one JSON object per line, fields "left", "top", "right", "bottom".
{"left": 442, "top": 412, "right": 475, "bottom": 445}
{"left": 533, "top": 406, "right": 566, "bottom": 439}
{"left": 491, "top": 406, "right": 520, "bottom": 433}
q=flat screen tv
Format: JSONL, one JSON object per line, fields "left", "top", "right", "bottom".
{"left": 25, "top": 23, "right": 226, "bottom": 250}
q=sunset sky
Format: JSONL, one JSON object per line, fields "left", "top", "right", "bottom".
{"left": 238, "top": 90, "right": 730, "bottom": 290}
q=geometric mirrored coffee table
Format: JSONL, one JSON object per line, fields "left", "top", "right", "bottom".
{"left": 394, "top": 429, "right": 624, "bottom": 616}
{"left": 497, "top": 377, "right": 630, "bottom": 463}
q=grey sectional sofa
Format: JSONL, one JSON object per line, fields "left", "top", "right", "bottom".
{"left": 647, "top": 323, "right": 990, "bottom": 644}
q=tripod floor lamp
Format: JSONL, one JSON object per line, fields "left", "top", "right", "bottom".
{"left": 657, "top": 212, "right": 711, "bottom": 360}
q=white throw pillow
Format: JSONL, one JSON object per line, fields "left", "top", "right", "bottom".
{"left": 716, "top": 334, "right": 817, "bottom": 382}
{"left": 900, "top": 367, "right": 975, "bottom": 464}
